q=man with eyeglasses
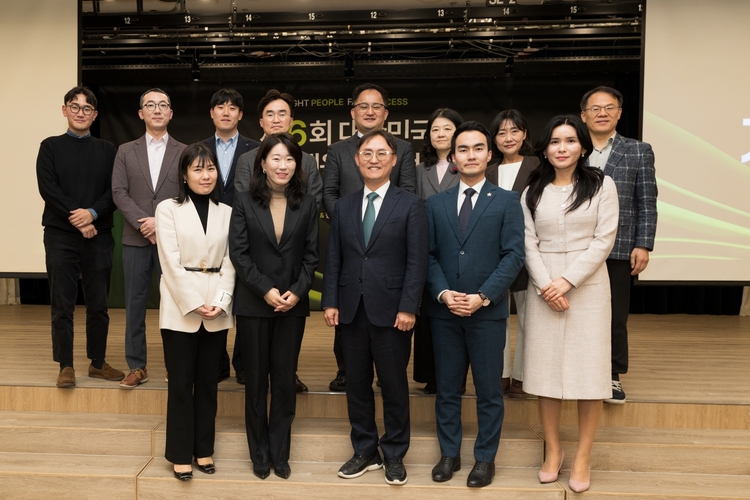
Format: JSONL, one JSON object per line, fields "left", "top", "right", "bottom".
{"left": 112, "top": 88, "right": 187, "bottom": 389}
{"left": 322, "top": 83, "right": 416, "bottom": 392}
{"left": 580, "top": 86, "right": 657, "bottom": 405}
{"left": 233, "top": 88, "right": 323, "bottom": 390}
{"left": 322, "top": 129, "right": 428, "bottom": 485}
{"left": 36, "top": 86, "right": 126, "bottom": 388}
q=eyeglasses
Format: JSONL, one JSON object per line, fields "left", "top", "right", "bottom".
{"left": 143, "top": 101, "right": 171, "bottom": 112}
{"left": 352, "top": 103, "right": 386, "bottom": 112}
{"left": 357, "top": 150, "right": 392, "bottom": 161}
{"left": 583, "top": 105, "right": 620, "bottom": 115}
{"left": 67, "top": 103, "right": 95, "bottom": 116}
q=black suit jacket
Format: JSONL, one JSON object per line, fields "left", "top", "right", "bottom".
{"left": 229, "top": 191, "right": 319, "bottom": 318}
{"left": 322, "top": 135, "right": 416, "bottom": 216}
{"left": 202, "top": 134, "right": 260, "bottom": 207}
{"left": 321, "top": 184, "right": 429, "bottom": 327}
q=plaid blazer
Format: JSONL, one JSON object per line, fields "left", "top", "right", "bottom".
{"left": 592, "top": 133, "right": 658, "bottom": 261}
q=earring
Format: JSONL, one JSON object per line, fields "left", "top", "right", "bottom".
{"left": 543, "top": 154, "right": 547, "bottom": 159}
{"left": 262, "top": 170, "right": 266, "bottom": 174}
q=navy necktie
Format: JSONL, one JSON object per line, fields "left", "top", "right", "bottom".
{"left": 459, "top": 187, "right": 476, "bottom": 235}
{"left": 363, "top": 192, "right": 379, "bottom": 246}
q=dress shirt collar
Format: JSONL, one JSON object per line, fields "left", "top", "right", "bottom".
{"left": 216, "top": 131, "right": 239, "bottom": 146}
{"left": 66, "top": 130, "right": 91, "bottom": 139}
{"left": 364, "top": 180, "right": 390, "bottom": 201}
{"left": 458, "top": 178, "right": 486, "bottom": 196}
{"left": 145, "top": 132, "right": 169, "bottom": 146}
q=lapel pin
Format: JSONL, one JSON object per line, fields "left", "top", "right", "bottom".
{"left": 487, "top": 193, "right": 492, "bottom": 196}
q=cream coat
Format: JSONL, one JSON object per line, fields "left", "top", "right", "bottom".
{"left": 521, "top": 176, "right": 618, "bottom": 400}
{"left": 155, "top": 197, "right": 235, "bottom": 333}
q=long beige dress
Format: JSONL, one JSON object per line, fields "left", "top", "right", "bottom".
{"left": 521, "top": 176, "right": 619, "bottom": 400}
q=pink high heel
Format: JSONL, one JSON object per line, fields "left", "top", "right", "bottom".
{"left": 538, "top": 449, "right": 565, "bottom": 483}
{"left": 568, "top": 460, "right": 591, "bottom": 493}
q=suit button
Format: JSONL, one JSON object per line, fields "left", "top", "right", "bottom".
{"left": 275, "top": 269, "right": 282, "bottom": 275}
{"left": 456, "top": 273, "right": 460, "bottom": 278}
{"left": 459, "top": 250, "right": 465, "bottom": 255}
{"left": 363, "top": 256, "right": 368, "bottom": 261}
{"left": 358, "top": 278, "right": 362, "bottom": 283}
{"left": 153, "top": 195, "right": 157, "bottom": 200}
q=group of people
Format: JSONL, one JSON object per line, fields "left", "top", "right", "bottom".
{"left": 37, "top": 81, "right": 656, "bottom": 491}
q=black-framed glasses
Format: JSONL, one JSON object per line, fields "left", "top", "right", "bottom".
{"left": 143, "top": 101, "right": 171, "bottom": 112}
{"left": 352, "top": 103, "right": 386, "bottom": 112}
{"left": 583, "top": 105, "right": 620, "bottom": 115}
{"left": 357, "top": 150, "right": 392, "bottom": 161}
{"left": 67, "top": 103, "right": 95, "bottom": 116}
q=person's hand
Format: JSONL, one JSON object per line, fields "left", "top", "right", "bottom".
{"left": 77, "top": 223, "right": 98, "bottom": 239}
{"left": 441, "top": 290, "right": 469, "bottom": 317}
{"left": 546, "top": 295, "right": 570, "bottom": 312}
{"left": 541, "top": 278, "right": 573, "bottom": 303}
{"left": 193, "top": 305, "right": 222, "bottom": 319}
{"left": 274, "top": 291, "right": 300, "bottom": 313}
{"left": 263, "top": 288, "right": 286, "bottom": 309}
{"left": 631, "top": 247, "right": 650, "bottom": 275}
{"left": 394, "top": 311, "right": 416, "bottom": 331}
{"left": 324, "top": 307, "right": 339, "bottom": 327}
{"left": 138, "top": 217, "right": 156, "bottom": 242}
{"left": 69, "top": 208, "right": 94, "bottom": 228}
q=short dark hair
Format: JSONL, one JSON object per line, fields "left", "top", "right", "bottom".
{"left": 421, "top": 108, "right": 464, "bottom": 168}
{"left": 450, "top": 121, "right": 491, "bottom": 158}
{"left": 257, "top": 89, "right": 295, "bottom": 118}
{"left": 357, "top": 129, "right": 398, "bottom": 155}
{"left": 139, "top": 88, "right": 171, "bottom": 108}
{"left": 176, "top": 143, "right": 221, "bottom": 205}
{"left": 526, "top": 114, "right": 602, "bottom": 219}
{"left": 488, "top": 109, "right": 534, "bottom": 160}
{"left": 210, "top": 88, "right": 244, "bottom": 110}
{"left": 63, "top": 86, "right": 97, "bottom": 109}
{"left": 352, "top": 83, "right": 388, "bottom": 107}
{"left": 249, "top": 133, "right": 306, "bottom": 210}
{"left": 580, "top": 85, "right": 623, "bottom": 111}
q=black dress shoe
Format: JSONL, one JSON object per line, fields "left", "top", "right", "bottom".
{"left": 295, "top": 375, "right": 308, "bottom": 393}
{"left": 337, "top": 452, "right": 383, "bottom": 478}
{"left": 173, "top": 469, "right": 193, "bottom": 481}
{"left": 432, "top": 456, "right": 461, "bottom": 482}
{"left": 329, "top": 372, "right": 346, "bottom": 392}
{"left": 253, "top": 464, "right": 271, "bottom": 479}
{"left": 424, "top": 382, "right": 437, "bottom": 394}
{"left": 467, "top": 461, "right": 495, "bottom": 488}
{"left": 274, "top": 463, "right": 291, "bottom": 479}
{"left": 218, "top": 368, "right": 230, "bottom": 383}
{"left": 236, "top": 370, "right": 245, "bottom": 385}
{"left": 196, "top": 462, "right": 215, "bottom": 474}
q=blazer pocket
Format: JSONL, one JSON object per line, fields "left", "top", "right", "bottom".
{"left": 385, "top": 216, "right": 405, "bottom": 225}
{"left": 385, "top": 276, "right": 404, "bottom": 289}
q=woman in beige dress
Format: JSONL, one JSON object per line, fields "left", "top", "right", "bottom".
{"left": 521, "top": 115, "right": 618, "bottom": 493}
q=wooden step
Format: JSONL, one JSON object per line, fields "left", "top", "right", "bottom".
{"left": 0, "top": 452, "right": 150, "bottom": 500}
{"left": 152, "top": 417, "right": 543, "bottom": 467}
{"left": 137, "top": 457, "right": 565, "bottom": 500}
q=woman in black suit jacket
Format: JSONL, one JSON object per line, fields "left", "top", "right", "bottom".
{"left": 229, "top": 133, "right": 319, "bottom": 480}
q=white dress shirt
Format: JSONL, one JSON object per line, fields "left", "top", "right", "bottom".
{"left": 146, "top": 132, "right": 169, "bottom": 190}
{"left": 362, "top": 181, "right": 390, "bottom": 221}
{"left": 456, "top": 178, "right": 486, "bottom": 214}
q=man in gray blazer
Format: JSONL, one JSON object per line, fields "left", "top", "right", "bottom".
{"left": 112, "top": 88, "right": 187, "bottom": 389}
{"left": 322, "top": 83, "right": 417, "bottom": 391}
{"left": 234, "top": 89, "right": 323, "bottom": 209}
{"left": 581, "top": 86, "right": 658, "bottom": 404}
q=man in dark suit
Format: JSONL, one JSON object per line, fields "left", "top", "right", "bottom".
{"left": 322, "top": 130, "right": 428, "bottom": 486}
{"left": 425, "top": 121, "right": 525, "bottom": 488}
{"left": 581, "top": 86, "right": 657, "bottom": 405}
{"left": 322, "top": 83, "right": 417, "bottom": 391}
{"left": 200, "top": 88, "right": 259, "bottom": 383}
{"left": 112, "top": 88, "right": 187, "bottom": 389}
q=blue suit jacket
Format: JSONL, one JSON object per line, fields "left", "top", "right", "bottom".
{"left": 321, "top": 184, "right": 429, "bottom": 328}
{"left": 425, "top": 181, "right": 525, "bottom": 320}
{"left": 201, "top": 134, "right": 260, "bottom": 207}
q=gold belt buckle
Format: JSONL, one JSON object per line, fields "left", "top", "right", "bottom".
{"left": 200, "top": 262, "right": 208, "bottom": 273}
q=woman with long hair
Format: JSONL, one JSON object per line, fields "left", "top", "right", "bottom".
{"left": 229, "top": 132, "right": 319, "bottom": 480}
{"left": 487, "top": 109, "right": 540, "bottom": 399}
{"left": 521, "top": 115, "right": 619, "bottom": 493}
{"left": 413, "top": 108, "right": 463, "bottom": 393}
{"left": 155, "top": 143, "right": 236, "bottom": 481}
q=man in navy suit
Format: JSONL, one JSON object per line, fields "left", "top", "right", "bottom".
{"left": 201, "top": 88, "right": 260, "bottom": 382}
{"left": 322, "top": 130, "right": 428, "bottom": 486}
{"left": 322, "top": 83, "right": 417, "bottom": 392}
{"left": 581, "top": 86, "right": 657, "bottom": 405}
{"left": 425, "top": 121, "right": 525, "bottom": 488}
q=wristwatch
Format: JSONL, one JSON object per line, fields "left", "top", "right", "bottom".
{"left": 478, "top": 291, "right": 491, "bottom": 307}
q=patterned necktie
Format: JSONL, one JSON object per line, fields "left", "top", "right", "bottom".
{"left": 459, "top": 187, "right": 476, "bottom": 235}
{"left": 362, "top": 192, "right": 379, "bottom": 246}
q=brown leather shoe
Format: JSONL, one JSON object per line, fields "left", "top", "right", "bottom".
{"left": 508, "top": 379, "right": 536, "bottom": 399}
{"left": 57, "top": 367, "right": 76, "bottom": 388}
{"left": 89, "top": 362, "right": 125, "bottom": 381}
{"left": 501, "top": 377, "right": 510, "bottom": 395}
{"left": 295, "top": 375, "right": 308, "bottom": 393}
{"left": 119, "top": 368, "right": 148, "bottom": 389}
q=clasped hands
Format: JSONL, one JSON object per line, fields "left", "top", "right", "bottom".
{"left": 540, "top": 277, "right": 573, "bottom": 312}
{"left": 192, "top": 304, "right": 224, "bottom": 320}
{"left": 441, "top": 290, "right": 484, "bottom": 317}
{"left": 69, "top": 208, "right": 97, "bottom": 238}
{"left": 138, "top": 216, "right": 157, "bottom": 244}
{"left": 264, "top": 287, "right": 300, "bottom": 313}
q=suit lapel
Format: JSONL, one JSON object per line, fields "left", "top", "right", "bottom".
{"left": 462, "top": 182, "right": 496, "bottom": 242}
{"left": 134, "top": 138, "right": 153, "bottom": 192}
{"left": 278, "top": 202, "right": 301, "bottom": 248}
{"left": 511, "top": 156, "right": 534, "bottom": 194}
{"left": 348, "top": 190, "right": 367, "bottom": 252}
{"left": 155, "top": 137, "right": 179, "bottom": 193}
{"left": 439, "top": 165, "right": 459, "bottom": 191}
{"left": 346, "top": 136, "right": 364, "bottom": 184}
{"left": 249, "top": 198, "right": 279, "bottom": 249}
{"left": 443, "top": 186, "right": 463, "bottom": 243}
{"left": 603, "top": 134, "right": 626, "bottom": 176}
{"left": 226, "top": 137, "right": 253, "bottom": 191}
{"left": 425, "top": 165, "right": 441, "bottom": 193}
{"left": 366, "top": 185, "right": 399, "bottom": 249}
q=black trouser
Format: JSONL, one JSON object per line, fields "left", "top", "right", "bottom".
{"left": 606, "top": 258, "right": 632, "bottom": 376}
{"left": 44, "top": 228, "right": 113, "bottom": 367}
{"left": 238, "top": 315, "right": 305, "bottom": 467}
{"left": 162, "top": 325, "right": 226, "bottom": 465}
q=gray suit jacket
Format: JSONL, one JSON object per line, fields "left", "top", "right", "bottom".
{"left": 415, "top": 161, "right": 459, "bottom": 201}
{"left": 234, "top": 148, "right": 323, "bottom": 210}
{"left": 112, "top": 134, "right": 187, "bottom": 246}
{"left": 322, "top": 135, "right": 416, "bottom": 216}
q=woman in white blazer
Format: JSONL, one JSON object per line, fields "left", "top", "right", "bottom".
{"left": 521, "top": 115, "right": 618, "bottom": 493}
{"left": 155, "top": 143, "right": 236, "bottom": 481}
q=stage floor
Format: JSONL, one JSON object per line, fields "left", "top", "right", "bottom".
{"left": 1, "top": 305, "right": 748, "bottom": 405}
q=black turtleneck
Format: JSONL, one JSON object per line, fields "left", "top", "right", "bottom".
{"left": 188, "top": 190, "right": 211, "bottom": 233}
